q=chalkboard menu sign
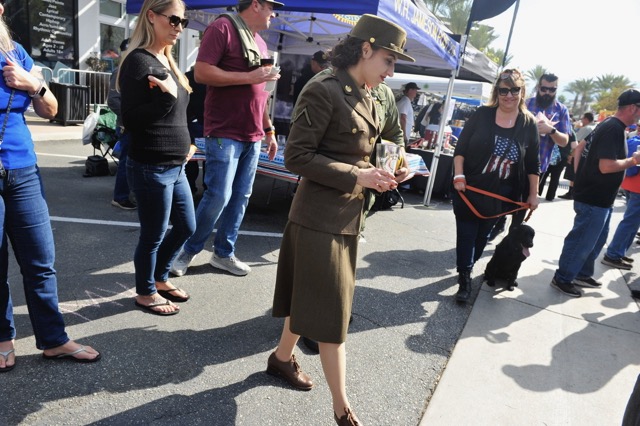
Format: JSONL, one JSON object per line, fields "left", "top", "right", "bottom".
{"left": 28, "top": 0, "right": 76, "bottom": 66}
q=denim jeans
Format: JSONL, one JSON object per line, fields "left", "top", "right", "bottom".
{"left": 126, "top": 158, "right": 196, "bottom": 295}
{"left": 555, "top": 201, "right": 612, "bottom": 283}
{"left": 113, "top": 130, "right": 131, "bottom": 202}
{"left": 0, "top": 165, "right": 69, "bottom": 349}
{"left": 606, "top": 192, "right": 640, "bottom": 260}
{"left": 183, "top": 137, "right": 260, "bottom": 258}
{"left": 455, "top": 216, "right": 499, "bottom": 272}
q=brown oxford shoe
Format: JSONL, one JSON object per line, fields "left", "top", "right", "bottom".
{"left": 266, "top": 352, "right": 314, "bottom": 391}
{"left": 334, "top": 407, "right": 362, "bottom": 425}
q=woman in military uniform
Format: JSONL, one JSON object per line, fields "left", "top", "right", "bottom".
{"left": 266, "top": 14, "right": 414, "bottom": 426}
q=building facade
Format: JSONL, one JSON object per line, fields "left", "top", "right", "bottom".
{"left": 4, "top": 0, "right": 198, "bottom": 74}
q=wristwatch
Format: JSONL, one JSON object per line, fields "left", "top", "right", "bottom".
{"left": 29, "top": 80, "right": 46, "bottom": 98}
{"left": 549, "top": 127, "right": 557, "bottom": 135}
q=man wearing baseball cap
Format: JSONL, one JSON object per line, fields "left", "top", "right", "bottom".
{"left": 171, "top": 0, "right": 283, "bottom": 278}
{"left": 396, "top": 82, "right": 419, "bottom": 145}
{"left": 551, "top": 89, "right": 640, "bottom": 297}
{"left": 293, "top": 50, "right": 330, "bottom": 104}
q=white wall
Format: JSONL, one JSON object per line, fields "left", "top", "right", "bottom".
{"left": 76, "top": 0, "right": 198, "bottom": 72}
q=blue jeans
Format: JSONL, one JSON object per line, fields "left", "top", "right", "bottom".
{"left": 555, "top": 201, "right": 612, "bottom": 283}
{"left": 455, "top": 216, "right": 499, "bottom": 272}
{"left": 0, "top": 165, "right": 69, "bottom": 349}
{"left": 126, "top": 158, "right": 196, "bottom": 295}
{"left": 606, "top": 192, "right": 640, "bottom": 260}
{"left": 113, "top": 130, "right": 131, "bottom": 202}
{"left": 183, "top": 137, "right": 260, "bottom": 258}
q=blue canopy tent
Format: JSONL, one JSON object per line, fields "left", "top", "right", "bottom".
{"left": 126, "top": 0, "right": 460, "bottom": 73}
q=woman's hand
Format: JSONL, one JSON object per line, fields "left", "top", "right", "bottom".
{"left": 357, "top": 167, "right": 398, "bottom": 192}
{"left": 3, "top": 58, "right": 41, "bottom": 93}
{"left": 527, "top": 193, "right": 539, "bottom": 211}
{"left": 149, "top": 73, "right": 178, "bottom": 98}
{"left": 186, "top": 144, "right": 197, "bottom": 162}
{"left": 453, "top": 174, "right": 466, "bottom": 192}
{"left": 453, "top": 180, "right": 466, "bottom": 192}
{"left": 394, "top": 167, "right": 412, "bottom": 183}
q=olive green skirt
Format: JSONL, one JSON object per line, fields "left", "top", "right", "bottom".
{"left": 272, "top": 221, "right": 358, "bottom": 344}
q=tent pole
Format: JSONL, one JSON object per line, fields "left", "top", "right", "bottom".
{"left": 423, "top": 69, "right": 457, "bottom": 206}
{"left": 501, "top": 0, "right": 520, "bottom": 69}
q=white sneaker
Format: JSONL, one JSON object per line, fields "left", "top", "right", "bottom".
{"left": 170, "top": 248, "right": 196, "bottom": 277}
{"left": 209, "top": 254, "right": 251, "bottom": 276}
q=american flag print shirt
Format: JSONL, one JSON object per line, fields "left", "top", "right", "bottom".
{"left": 482, "top": 134, "right": 520, "bottom": 179}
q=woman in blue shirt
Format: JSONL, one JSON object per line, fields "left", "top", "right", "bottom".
{"left": 0, "top": 8, "right": 100, "bottom": 372}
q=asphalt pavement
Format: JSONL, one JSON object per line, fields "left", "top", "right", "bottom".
{"left": 0, "top": 117, "right": 638, "bottom": 425}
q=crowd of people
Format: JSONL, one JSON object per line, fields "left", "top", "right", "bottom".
{"left": 3, "top": 0, "right": 640, "bottom": 423}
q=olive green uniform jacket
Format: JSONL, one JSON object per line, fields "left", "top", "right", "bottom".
{"left": 285, "top": 68, "right": 380, "bottom": 235}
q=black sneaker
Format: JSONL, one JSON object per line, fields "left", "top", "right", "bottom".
{"left": 601, "top": 255, "right": 632, "bottom": 270}
{"left": 550, "top": 277, "right": 581, "bottom": 297}
{"left": 622, "top": 256, "right": 634, "bottom": 263}
{"left": 111, "top": 199, "right": 137, "bottom": 210}
{"left": 573, "top": 276, "right": 603, "bottom": 288}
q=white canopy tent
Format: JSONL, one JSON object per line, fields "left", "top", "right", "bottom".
{"left": 385, "top": 73, "right": 492, "bottom": 103}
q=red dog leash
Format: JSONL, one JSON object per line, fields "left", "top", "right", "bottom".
{"left": 458, "top": 185, "right": 533, "bottom": 221}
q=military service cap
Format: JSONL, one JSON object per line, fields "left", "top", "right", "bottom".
{"left": 349, "top": 14, "right": 415, "bottom": 62}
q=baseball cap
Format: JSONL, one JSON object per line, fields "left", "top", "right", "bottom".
{"left": 630, "top": 124, "right": 638, "bottom": 130}
{"left": 404, "top": 82, "right": 419, "bottom": 91}
{"left": 312, "top": 50, "right": 329, "bottom": 65}
{"left": 617, "top": 89, "right": 640, "bottom": 107}
{"left": 238, "top": 0, "right": 284, "bottom": 8}
{"left": 349, "top": 14, "right": 415, "bottom": 62}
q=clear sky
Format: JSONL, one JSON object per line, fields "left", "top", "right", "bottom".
{"left": 481, "top": 0, "right": 640, "bottom": 98}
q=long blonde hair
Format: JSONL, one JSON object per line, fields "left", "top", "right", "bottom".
{"left": 0, "top": 16, "right": 17, "bottom": 63}
{"left": 116, "top": 0, "right": 191, "bottom": 93}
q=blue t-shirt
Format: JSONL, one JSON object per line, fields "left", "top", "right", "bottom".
{"left": 0, "top": 42, "right": 37, "bottom": 170}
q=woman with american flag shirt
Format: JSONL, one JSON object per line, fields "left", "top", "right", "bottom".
{"left": 450, "top": 68, "right": 540, "bottom": 304}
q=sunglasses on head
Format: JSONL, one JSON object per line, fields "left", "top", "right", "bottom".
{"left": 498, "top": 87, "right": 522, "bottom": 96}
{"left": 539, "top": 86, "right": 557, "bottom": 94}
{"left": 154, "top": 11, "right": 189, "bottom": 28}
{"left": 500, "top": 69, "right": 521, "bottom": 80}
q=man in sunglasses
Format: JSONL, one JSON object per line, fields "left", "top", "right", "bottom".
{"left": 171, "top": 0, "right": 284, "bottom": 278}
{"left": 525, "top": 73, "right": 572, "bottom": 175}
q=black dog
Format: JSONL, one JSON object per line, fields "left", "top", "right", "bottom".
{"left": 484, "top": 223, "right": 535, "bottom": 291}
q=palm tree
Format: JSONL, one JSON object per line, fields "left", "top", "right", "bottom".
{"left": 574, "top": 78, "right": 596, "bottom": 115}
{"left": 422, "top": 0, "right": 466, "bottom": 18}
{"left": 424, "top": 0, "right": 500, "bottom": 64}
{"left": 564, "top": 81, "right": 580, "bottom": 112}
{"left": 595, "top": 74, "right": 632, "bottom": 93}
{"left": 524, "top": 65, "right": 547, "bottom": 92}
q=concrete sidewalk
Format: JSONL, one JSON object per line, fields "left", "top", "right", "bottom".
{"left": 26, "top": 110, "right": 83, "bottom": 142}
{"left": 420, "top": 197, "right": 640, "bottom": 425}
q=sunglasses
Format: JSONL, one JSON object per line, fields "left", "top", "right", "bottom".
{"left": 498, "top": 87, "right": 522, "bottom": 96}
{"left": 154, "top": 11, "right": 189, "bottom": 28}
{"left": 539, "top": 86, "right": 557, "bottom": 94}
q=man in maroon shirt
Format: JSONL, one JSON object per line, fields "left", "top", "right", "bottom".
{"left": 171, "top": 0, "right": 282, "bottom": 277}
